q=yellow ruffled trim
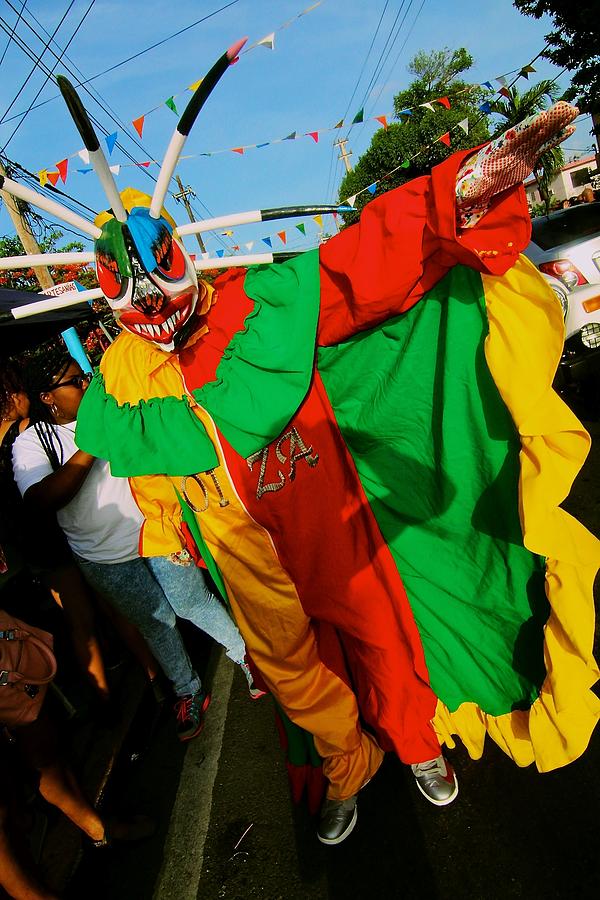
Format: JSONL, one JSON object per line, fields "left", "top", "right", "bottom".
{"left": 433, "top": 255, "right": 600, "bottom": 772}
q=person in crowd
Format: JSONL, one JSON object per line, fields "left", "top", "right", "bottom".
{"left": 0, "top": 360, "right": 114, "bottom": 708}
{"left": 13, "top": 349, "right": 262, "bottom": 742}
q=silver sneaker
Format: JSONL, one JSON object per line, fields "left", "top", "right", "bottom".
{"left": 411, "top": 755, "right": 458, "bottom": 806}
{"left": 317, "top": 795, "right": 358, "bottom": 845}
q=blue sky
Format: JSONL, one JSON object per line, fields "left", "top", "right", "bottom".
{"left": 0, "top": 0, "right": 593, "bottom": 258}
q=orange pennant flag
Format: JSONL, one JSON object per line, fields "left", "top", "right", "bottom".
{"left": 132, "top": 116, "right": 145, "bottom": 138}
{"left": 38, "top": 170, "right": 49, "bottom": 187}
{"left": 56, "top": 159, "right": 68, "bottom": 183}
{"left": 438, "top": 132, "right": 451, "bottom": 147}
{"left": 375, "top": 115, "right": 388, "bottom": 129}
{"left": 437, "top": 96, "right": 451, "bottom": 109}
{"left": 47, "top": 171, "right": 60, "bottom": 186}
{"left": 306, "top": 131, "right": 319, "bottom": 143}
{"left": 277, "top": 230, "right": 287, "bottom": 245}
{"left": 232, "top": 147, "right": 245, "bottom": 155}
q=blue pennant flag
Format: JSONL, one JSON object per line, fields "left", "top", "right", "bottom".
{"left": 262, "top": 237, "right": 272, "bottom": 248}
{"left": 366, "top": 183, "right": 377, "bottom": 195}
{"left": 482, "top": 81, "right": 494, "bottom": 91}
{"left": 105, "top": 132, "right": 118, "bottom": 156}
{"left": 478, "top": 101, "right": 492, "bottom": 114}
{"left": 398, "top": 109, "right": 412, "bottom": 116}
{"left": 77, "top": 167, "right": 94, "bottom": 174}
{"left": 256, "top": 143, "right": 270, "bottom": 148}
{"left": 216, "top": 249, "right": 224, "bottom": 258}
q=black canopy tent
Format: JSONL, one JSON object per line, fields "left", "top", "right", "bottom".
{"left": 0, "top": 288, "right": 98, "bottom": 356}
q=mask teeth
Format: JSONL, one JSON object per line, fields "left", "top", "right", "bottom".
{"left": 56, "top": 75, "right": 127, "bottom": 223}
{"left": 149, "top": 37, "right": 247, "bottom": 220}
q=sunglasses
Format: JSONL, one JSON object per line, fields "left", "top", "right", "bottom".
{"left": 51, "top": 374, "right": 91, "bottom": 391}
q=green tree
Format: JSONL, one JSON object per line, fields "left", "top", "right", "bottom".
{"left": 512, "top": 4, "right": 599, "bottom": 110}
{"left": 338, "top": 48, "right": 491, "bottom": 226}
{"left": 0, "top": 229, "right": 97, "bottom": 292}
{"left": 488, "top": 80, "right": 564, "bottom": 214}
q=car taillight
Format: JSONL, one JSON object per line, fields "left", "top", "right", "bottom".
{"left": 539, "top": 260, "right": 588, "bottom": 290}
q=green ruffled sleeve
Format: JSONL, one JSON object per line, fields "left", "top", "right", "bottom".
{"left": 76, "top": 372, "right": 218, "bottom": 477}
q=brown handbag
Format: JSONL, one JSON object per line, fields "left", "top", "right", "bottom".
{"left": 0, "top": 611, "right": 57, "bottom": 728}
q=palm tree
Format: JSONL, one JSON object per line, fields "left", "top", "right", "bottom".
{"left": 489, "top": 80, "right": 565, "bottom": 213}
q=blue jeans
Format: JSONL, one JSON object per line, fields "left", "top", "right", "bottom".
{"left": 77, "top": 555, "right": 245, "bottom": 697}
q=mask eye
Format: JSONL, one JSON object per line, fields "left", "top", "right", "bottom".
{"left": 154, "top": 234, "right": 186, "bottom": 282}
{"left": 96, "top": 253, "right": 128, "bottom": 301}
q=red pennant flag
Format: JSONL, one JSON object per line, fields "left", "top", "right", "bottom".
{"left": 437, "top": 96, "right": 451, "bottom": 109}
{"left": 56, "top": 159, "right": 68, "bottom": 183}
{"left": 136, "top": 161, "right": 151, "bottom": 168}
{"left": 499, "top": 86, "right": 511, "bottom": 99}
{"left": 232, "top": 147, "right": 245, "bottom": 155}
{"left": 306, "top": 131, "right": 319, "bottom": 143}
{"left": 375, "top": 115, "right": 388, "bottom": 129}
{"left": 277, "top": 230, "right": 287, "bottom": 245}
{"left": 438, "top": 132, "right": 451, "bottom": 147}
{"left": 47, "top": 171, "right": 60, "bottom": 186}
{"left": 132, "top": 116, "right": 145, "bottom": 138}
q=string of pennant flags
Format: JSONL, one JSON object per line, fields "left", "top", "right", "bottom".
{"left": 36, "top": 47, "right": 538, "bottom": 188}
{"left": 199, "top": 212, "right": 332, "bottom": 258}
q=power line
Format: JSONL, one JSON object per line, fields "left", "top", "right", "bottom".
{"left": 0, "top": 0, "right": 242, "bottom": 126}
{"left": 0, "top": 0, "right": 26, "bottom": 70}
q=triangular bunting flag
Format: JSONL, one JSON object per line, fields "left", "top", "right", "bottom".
{"left": 375, "top": 115, "right": 388, "bottom": 129}
{"left": 347, "top": 195, "right": 356, "bottom": 207}
{"left": 232, "top": 147, "right": 245, "bottom": 154}
{"left": 38, "top": 170, "right": 48, "bottom": 187}
{"left": 519, "top": 64, "right": 536, "bottom": 78}
{"left": 132, "top": 116, "right": 145, "bottom": 138}
{"left": 216, "top": 249, "right": 224, "bottom": 258}
{"left": 201, "top": 252, "right": 210, "bottom": 260}
{"left": 262, "top": 237, "right": 272, "bottom": 248}
{"left": 77, "top": 148, "right": 90, "bottom": 164}
{"left": 306, "top": 131, "right": 319, "bottom": 143}
{"left": 366, "top": 183, "right": 377, "bottom": 195}
{"left": 400, "top": 160, "right": 410, "bottom": 169}
{"left": 420, "top": 102, "right": 435, "bottom": 112}
{"left": 47, "top": 171, "right": 60, "bottom": 186}
{"left": 438, "top": 132, "right": 451, "bottom": 147}
{"left": 56, "top": 159, "right": 68, "bottom": 183}
{"left": 496, "top": 76, "right": 508, "bottom": 87}
{"left": 284, "top": 131, "right": 297, "bottom": 140}
{"left": 332, "top": 212, "right": 338, "bottom": 220}
{"left": 277, "top": 230, "right": 287, "bottom": 245}
{"left": 436, "top": 96, "right": 451, "bottom": 109}
{"left": 109, "top": 165, "right": 120, "bottom": 175}
{"left": 333, "top": 119, "right": 344, "bottom": 129}
{"left": 188, "top": 78, "right": 203, "bottom": 92}
{"left": 398, "top": 108, "right": 412, "bottom": 117}
{"left": 457, "top": 118, "right": 469, "bottom": 134}
{"left": 295, "top": 223, "right": 306, "bottom": 236}
{"left": 105, "top": 132, "right": 118, "bottom": 156}
{"left": 244, "top": 241, "right": 254, "bottom": 251}
{"left": 221, "top": 230, "right": 234, "bottom": 237}
{"left": 482, "top": 81, "right": 493, "bottom": 91}
{"left": 313, "top": 215, "right": 323, "bottom": 228}
{"left": 351, "top": 108, "right": 364, "bottom": 124}
{"left": 77, "top": 167, "right": 94, "bottom": 174}
{"left": 136, "top": 161, "right": 152, "bottom": 168}
{"left": 165, "top": 96, "right": 178, "bottom": 115}
{"left": 478, "top": 101, "right": 492, "bottom": 114}
{"left": 257, "top": 32, "right": 275, "bottom": 49}
{"left": 499, "top": 86, "right": 511, "bottom": 99}
{"left": 232, "top": 245, "right": 240, "bottom": 252}
{"left": 256, "top": 142, "right": 270, "bottom": 148}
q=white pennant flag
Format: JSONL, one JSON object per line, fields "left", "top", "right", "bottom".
{"left": 78, "top": 149, "right": 90, "bottom": 164}
{"left": 244, "top": 241, "right": 255, "bottom": 252}
{"left": 257, "top": 32, "right": 275, "bottom": 49}
{"left": 457, "top": 118, "right": 469, "bottom": 134}
{"left": 420, "top": 102, "right": 435, "bottom": 112}
{"left": 347, "top": 195, "right": 356, "bottom": 208}
{"left": 201, "top": 252, "right": 210, "bottom": 260}
{"left": 109, "top": 164, "right": 120, "bottom": 175}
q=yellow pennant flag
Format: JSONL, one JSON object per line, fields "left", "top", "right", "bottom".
{"left": 188, "top": 78, "right": 203, "bottom": 92}
{"left": 313, "top": 214, "right": 323, "bottom": 228}
{"left": 38, "top": 169, "right": 49, "bottom": 187}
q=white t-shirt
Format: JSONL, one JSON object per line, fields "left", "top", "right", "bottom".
{"left": 12, "top": 421, "right": 143, "bottom": 564}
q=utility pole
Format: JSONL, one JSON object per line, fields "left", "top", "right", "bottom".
{"left": 0, "top": 159, "right": 54, "bottom": 290}
{"left": 334, "top": 138, "right": 353, "bottom": 174}
{"left": 173, "top": 176, "right": 207, "bottom": 254}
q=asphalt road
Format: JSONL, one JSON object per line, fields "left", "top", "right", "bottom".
{"left": 69, "top": 396, "right": 600, "bottom": 900}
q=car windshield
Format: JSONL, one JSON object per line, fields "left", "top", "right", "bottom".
{"left": 531, "top": 203, "right": 600, "bottom": 250}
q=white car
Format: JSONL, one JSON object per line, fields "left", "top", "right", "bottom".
{"left": 525, "top": 202, "right": 600, "bottom": 387}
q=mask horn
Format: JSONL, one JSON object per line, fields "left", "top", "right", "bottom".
{"left": 56, "top": 75, "right": 128, "bottom": 223}
{"left": 0, "top": 173, "right": 101, "bottom": 239}
{"left": 149, "top": 37, "right": 247, "bottom": 220}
